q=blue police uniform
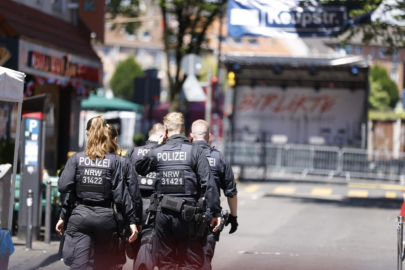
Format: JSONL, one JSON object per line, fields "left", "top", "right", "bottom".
{"left": 192, "top": 140, "right": 237, "bottom": 270}
{"left": 135, "top": 135, "right": 221, "bottom": 270}
{"left": 58, "top": 152, "right": 141, "bottom": 270}
{"left": 126, "top": 140, "right": 159, "bottom": 270}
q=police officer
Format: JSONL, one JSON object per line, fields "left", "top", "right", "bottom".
{"left": 107, "top": 123, "right": 143, "bottom": 270}
{"left": 190, "top": 119, "right": 238, "bottom": 270}
{"left": 57, "top": 116, "right": 141, "bottom": 270}
{"left": 125, "top": 123, "right": 165, "bottom": 270}
{"left": 135, "top": 112, "right": 222, "bottom": 270}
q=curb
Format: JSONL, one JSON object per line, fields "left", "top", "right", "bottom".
{"left": 264, "top": 192, "right": 404, "bottom": 204}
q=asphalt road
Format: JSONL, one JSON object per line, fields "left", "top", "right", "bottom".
{"left": 122, "top": 182, "right": 401, "bottom": 270}
{"left": 12, "top": 182, "right": 402, "bottom": 270}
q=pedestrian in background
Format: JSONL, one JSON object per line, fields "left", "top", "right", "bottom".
{"left": 57, "top": 116, "right": 140, "bottom": 270}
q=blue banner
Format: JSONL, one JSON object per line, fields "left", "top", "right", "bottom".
{"left": 227, "top": 0, "right": 349, "bottom": 38}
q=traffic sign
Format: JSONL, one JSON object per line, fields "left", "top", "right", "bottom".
{"left": 182, "top": 75, "right": 206, "bottom": 102}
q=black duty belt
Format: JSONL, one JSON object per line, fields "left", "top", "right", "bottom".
{"left": 78, "top": 200, "right": 112, "bottom": 208}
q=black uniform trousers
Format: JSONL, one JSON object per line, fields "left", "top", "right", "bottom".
{"left": 64, "top": 205, "right": 117, "bottom": 270}
{"left": 202, "top": 234, "right": 216, "bottom": 270}
{"left": 133, "top": 198, "right": 154, "bottom": 270}
{"left": 154, "top": 208, "right": 204, "bottom": 270}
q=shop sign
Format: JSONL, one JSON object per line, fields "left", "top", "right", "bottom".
{"left": 27, "top": 52, "right": 99, "bottom": 83}
{"left": 19, "top": 39, "right": 102, "bottom": 86}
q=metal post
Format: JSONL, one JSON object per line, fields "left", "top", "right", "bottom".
{"left": 205, "top": 70, "right": 212, "bottom": 127}
{"left": 26, "top": 189, "right": 33, "bottom": 250}
{"left": 45, "top": 180, "right": 51, "bottom": 244}
{"left": 399, "top": 216, "right": 404, "bottom": 270}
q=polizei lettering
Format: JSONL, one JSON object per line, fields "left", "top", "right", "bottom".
{"left": 79, "top": 157, "right": 110, "bottom": 168}
{"left": 157, "top": 152, "right": 187, "bottom": 162}
{"left": 207, "top": 157, "right": 216, "bottom": 167}
{"left": 137, "top": 149, "right": 151, "bottom": 156}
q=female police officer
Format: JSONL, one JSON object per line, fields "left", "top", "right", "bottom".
{"left": 57, "top": 116, "right": 140, "bottom": 270}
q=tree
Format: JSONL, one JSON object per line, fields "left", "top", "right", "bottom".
{"left": 322, "top": 0, "right": 405, "bottom": 52}
{"left": 106, "top": 0, "right": 141, "bottom": 34}
{"left": 159, "top": 0, "right": 226, "bottom": 111}
{"left": 107, "top": 0, "right": 226, "bottom": 111}
{"left": 110, "top": 56, "right": 144, "bottom": 101}
{"left": 369, "top": 65, "right": 399, "bottom": 110}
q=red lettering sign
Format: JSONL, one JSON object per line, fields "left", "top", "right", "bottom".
{"left": 237, "top": 92, "right": 337, "bottom": 115}
{"left": 28, "top": 51, "right": 99, "bottom": 83}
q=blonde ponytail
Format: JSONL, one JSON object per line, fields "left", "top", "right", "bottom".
{"left": 85, "top": 116, "right": 110, "bottom": 160}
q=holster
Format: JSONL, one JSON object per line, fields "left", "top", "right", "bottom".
{"left": 160, "top": 196, "right": 184, "bottom": 212}
{"left": 145, "top": 193, "right": 159, "bottom": 226}
{"left": 110, "top": 204, "right": 127, "bottom": 265}
{"left": 182, "top": 205, "right": 196, "bottom": 222}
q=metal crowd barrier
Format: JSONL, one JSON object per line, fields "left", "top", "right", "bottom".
{"left": 398, "top": 216, "right": 405, "bottom": 270}
{"left": 224, "top": 142, "right": 405, "bottom": 182}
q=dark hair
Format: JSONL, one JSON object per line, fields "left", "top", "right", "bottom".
{"left": 106, "top": 124, "right": 120, "bottom": 154}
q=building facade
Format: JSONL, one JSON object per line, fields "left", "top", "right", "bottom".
{"left": 0, "top": 0, "right": 104, "bottom": 174}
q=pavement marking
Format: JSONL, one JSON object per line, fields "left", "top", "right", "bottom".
{"left": 347, "top": 189, "right": 369, "bottom": 198}
{"left": 238, "top": 251, "right": 281, "bottom": 256}
{"left": 311, "top": 188, "right": 333, "bottom": 196}
{"left": 385, "top": 191, "right": 397, "bottom": 199}
{"left": 348, "top": 182, "right": 404, "bottom": 191}
{"left": 274, "top": 186, "right": 296, "bottom": 194}
{"left": 244, "top": 185, "right": 260, "bottom": 193}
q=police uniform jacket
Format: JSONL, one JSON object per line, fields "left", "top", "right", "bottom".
{"left": 192, "top": 140, "right": 237, "bottom": 198}
{"left": 125, "top": 140, "right": 158, "bottom": 197}
{"left": 135, "top": 134, "right": 221, "bottom": 217}
{"left": 58, "top": 152, "right": 140, "bottom": 225}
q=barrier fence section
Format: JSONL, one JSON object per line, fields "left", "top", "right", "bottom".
{"left": 224, "top": 142, "right": 405, "bottom": 182}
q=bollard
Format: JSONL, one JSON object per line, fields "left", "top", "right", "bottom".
{"left": 398, "top": 216, "right": 405, "bottom": 270}
{"left": 26, "top": 189, "right": 33, "bottom": 250}
{"left": 45, "top": 180, "right": 51, "bottom": 244}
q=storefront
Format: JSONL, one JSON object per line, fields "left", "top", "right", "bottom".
{"left": 0, "top": 0, "right": 103, "bottom": 175}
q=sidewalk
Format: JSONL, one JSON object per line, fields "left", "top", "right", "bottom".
{"left": 8, "top": 237, "right": 62, "bottom": 270}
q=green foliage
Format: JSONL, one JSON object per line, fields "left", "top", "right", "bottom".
{"left": 106, "top": 0, "right": 141, "bottom": 34}
{"left": 198, "top": 56, "right": 217, "bottom": 83}
{"left": 160, "top": 0, "right": 226, "bottom": 111}
{"left": 369, "top": 65, "right": 399, "bottom": 109}
{"left": 133, "top": 133, "right": 145, "bottom": 146}
{"left": 110, "top": 56, "right": 144, "bottom": 101}
{"left": 369, "top": 81, "right": 390, "bottom": 110}
{"left": 107, "top": 0, "right": 226, "bottom": 110}
{"left": 321, "top": 0, "right": 405, "bottom": 51}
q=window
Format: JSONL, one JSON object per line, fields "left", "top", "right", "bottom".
{"left": 344, "top": 45, "right": 352, "bottom": 55}
{"left": 379, "top": 47, "right": 387, "bottom": 58}
{"left": 390, "top": 68, "right": 398, "bottom": 82}
{"left": 52, "top": 0, "right": 66, "bottom": 13}
{"left": 141, "top": 31, "right": 151, "bottom": 42}
{"left": 392, "top": 50, "right": 399, "bottom": 63}
{"left": 103, "top": 46, "right": 111, "bottom": 55}
{"left": 233, "top": 38, "right": 242, "bottom": 45}
{"left": 370, "top": 47, "right": 375, "bottom": 59}
{"left": 355, "top": 45, "right": 363, "bottom": 54}
{"left": 248, "top": 39, "right": 258, "bottom": 46}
